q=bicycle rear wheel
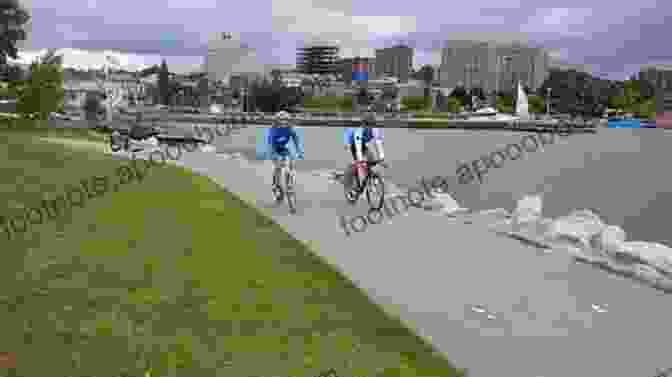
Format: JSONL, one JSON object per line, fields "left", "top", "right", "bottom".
{"left": 344, "top": 180, "right": 359, "bottom": 204}
{"left": 365, "top": 171, "right": 385, "bottom": 211}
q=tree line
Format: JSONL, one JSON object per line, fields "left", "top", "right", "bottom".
{"left": 0, "top": 1, "right": 67, "bottom": 122}
{"left": 412, "top": 64, "right": 658, "bottom": 118}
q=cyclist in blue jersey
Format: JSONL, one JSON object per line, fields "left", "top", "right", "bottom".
{"left": 343, "top": 111, "right": 386, "bottom": 193}
{"left": 267, "top": 111, "right": 304, "bottom": 202}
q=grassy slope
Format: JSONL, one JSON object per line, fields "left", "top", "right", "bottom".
{"left": 0, "top": 128, "right": 465, "bottom": 377}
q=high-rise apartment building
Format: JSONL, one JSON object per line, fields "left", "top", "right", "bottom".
{"left": 203, "top": 32, "right": 261, "bottom": 84}
{"left": 375, "top": 45, "right": 413, "bottom": 83}
{"left": 439, "top": 40, "right": 549, "bottom": 93}
{"left": 296, "top": 44, "right": 340, "bottom": 75}
{"left": 640, "top": 65, "right": 672, "bottom": 91}
{"left": 641, "top": 65, "right": 672, "bottom": 127}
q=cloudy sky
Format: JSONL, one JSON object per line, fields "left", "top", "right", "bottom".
{"left": 19, "top": 0, "right": 672, "bottom": 78}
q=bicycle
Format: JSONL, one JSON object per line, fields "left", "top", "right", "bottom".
{"left": 344, "top": 159, "right": 386, "bottom": 211}
{"left": 109, "top": 130, "right": 129, "bottom": 152}
{"left": 272, "top": 156, "right": 298, "bottom": 214}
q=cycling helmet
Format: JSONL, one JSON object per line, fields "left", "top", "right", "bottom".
{"left": 274, "top": 110, "right": 291, "bottom": 125}
{"left": 361, "top": 112, "right": 376, "bottom": 126}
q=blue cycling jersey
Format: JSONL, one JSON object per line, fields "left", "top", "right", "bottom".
{"left": 266, "top": 126, "right": 304, "bottom": 159}
{"left": 269, "top": 127, "right": 293, "bottom": 148}
{"left": 343, "top": 127, "right": 382, "bottom": 146}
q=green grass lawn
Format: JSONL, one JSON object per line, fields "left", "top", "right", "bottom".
{"left": 0, "top": 128, "right": 466, "bottom": 377}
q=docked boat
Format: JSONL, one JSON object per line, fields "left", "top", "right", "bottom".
{"left": 465, "top": 81, "right": 531, "bottom": 122}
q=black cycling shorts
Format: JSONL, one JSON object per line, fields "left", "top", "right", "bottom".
{"left": 349, "top": 142, "right": 369, "bottom": 161}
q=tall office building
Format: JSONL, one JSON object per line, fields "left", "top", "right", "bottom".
{"left": 203, "top": 32, "right": 261, "bottom": 84}
{"left": 375, "top": 45, "right": 413, "bottom": 83}
{"left": 439, "top": 40, "right": 549, "bottom": 93}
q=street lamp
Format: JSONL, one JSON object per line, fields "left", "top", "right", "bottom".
{"left": 240, "top": 86, "right": 248, "bottom": 112}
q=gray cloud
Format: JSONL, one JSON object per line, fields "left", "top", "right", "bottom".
{"left": 18, "top": 0, "right": 672, "bottom": 78}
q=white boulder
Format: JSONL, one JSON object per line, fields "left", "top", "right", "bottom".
{"left": 619, "top": 241, "right": 672, "bottom": 275}
{"left": 595, "top": 225, "right": 627, "bottom": 257}
{"left": 512, "top": 194, "right": 543, "bottom": 227}
{"left": 544, "top": 209, "right": 606, "bottom": 256}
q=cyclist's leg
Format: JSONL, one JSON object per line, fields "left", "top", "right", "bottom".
{"left": 286, "top": 157, "right": 296, "bottom": 190}
{"left": 359, "top": 143, "right": 370, "bottom": 180}
{"left": 271, "top": 152, "right": 282, "bottom": 189}
{"left": 351, "top": 142, "right": 368, "bottom": 186}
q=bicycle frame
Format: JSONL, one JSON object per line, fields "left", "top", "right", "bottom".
{"left": 273, "top": 156, "right": 297, "bottom": 213}
{"left": 273, "top": 157, "right": 295, "bottom": 188}
{"left": 351, "top": 160, "right": 377, "bottom": 194}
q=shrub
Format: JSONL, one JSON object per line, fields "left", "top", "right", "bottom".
{"left": 401, "top": 96, "right": 430, "bottom": 112}
{"left": 16, "top": 60, "right": 64, "bottom": 120}
{"left": 633, "top": 99, "right": 655, "bottom": 120}
{"left": 302, "top": 96, "right": 352, "bottom": 111}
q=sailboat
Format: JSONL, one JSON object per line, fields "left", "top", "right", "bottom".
{"left": 515, "top": 81, "right": 530, "bottom": 119}
{"left": 467, "top": 81, "right": 530, "bottom": 121}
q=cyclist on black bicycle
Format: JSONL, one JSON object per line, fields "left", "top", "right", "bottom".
{"left": 267, "top": 111, "right": 304, "bottom": 202}
{"left": 342, "top": 111, "right": 386, "bottom": 194}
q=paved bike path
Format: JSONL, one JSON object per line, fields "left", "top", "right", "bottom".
{"left": 159, "top": 141, "right": 672, "bottom": 377}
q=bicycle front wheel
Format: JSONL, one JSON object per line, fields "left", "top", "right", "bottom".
{"left": 365, "top": 172, "right": 385, "bottom": 211}
{"left": 285, "top": 169, "right": 297, "bottom": 214}
{"left": 110, "top": 135, "right": 123, "bottom": 152}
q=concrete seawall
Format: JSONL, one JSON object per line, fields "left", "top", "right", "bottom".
{"left": 110, "top": 112, "right": 597, "bottom": 133}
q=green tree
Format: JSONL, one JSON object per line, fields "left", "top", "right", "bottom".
{"left": 444, "top": 96, "right": 461, "bottom": 113}
{"left": 633, "top": 98, "right": 655, "bottom": 119}
{"left": 608, "top": 94, "right": 626, "bottom": 110}
{"left": 339, "top": 95, "right": 353, "bottom": 111}
{"left": 495, "top": 93, "right": 514, "bottom": 114}
{"left": 15, "top": 49, "right": 64, "bottom": 121}
{"left": 527, "top": 94, "right": 545, "bottom": 114}
{"left": 0, "top": 0, "right": 30, "bottom": 67}
{"left": 622, "top": 80, "right": 640, "bottom": 110}
{"left": 158, "top": 59, "right": 170, "bottom": 105}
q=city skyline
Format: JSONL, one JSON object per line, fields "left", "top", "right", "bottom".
{"left": 16, "top": 0, "right": 672, "bottom": 79}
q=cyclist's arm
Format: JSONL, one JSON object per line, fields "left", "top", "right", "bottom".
{"left": 353, "top": 132, "right": 365, "bottom": 161}
{"left": 266, "top": 128, "right": 273, "bottom": 147}
{"left": 373, "top": 139, "right": 385, "bottom": 160}
{"left": 265, "top": 128, "right": 275, "bottom": 158}
{"left": 290, "top": 127, "right": 304, "bottom": 158}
